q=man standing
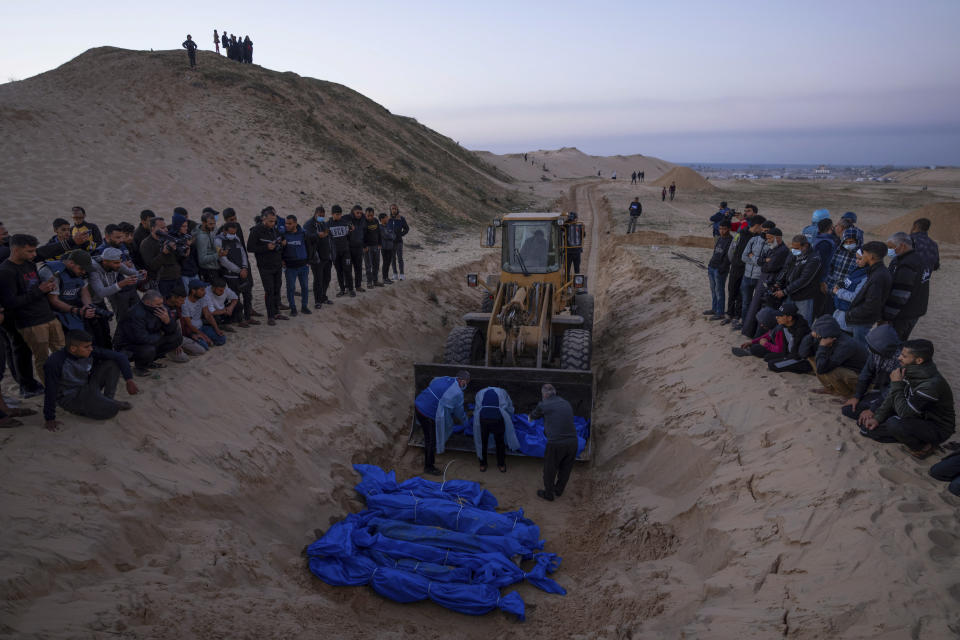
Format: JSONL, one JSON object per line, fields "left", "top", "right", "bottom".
{"left": 631, "top": 171, "right": 637, "bottom": 184}
{"left": 770, "top": 235, "right": 823, "bottom": 325}
{"left": 724, "top": 214, "right": 761, "bottom": 326}
{"left": 327, "top": 205, "right": 354, "bottom": 297}
{"left": 860, "top": 339, "right": 955, "bottom": 459}
{"left": 131, "top": 210, "right": 155, "bottom": 270}
{"left": 742, "top": 227, "right": 789, "bottom": 337}
{"left": 139, "top": 218, "right": 182, "bottom": 297}
{"left": 627, "top": 197, "right": 642, "bottom": 234}
{"left": 910, "top": 218, "right": 940, "bottom": 276}
{"left": 844, "top": 242, "right": 892, "bottom": 345}
{"left": 215, "top": 221, "right": 257, "bottom": 325}
{"left": 348, "top": 206, "right": 367, "bottom": 292}
{"left": 530, "top": 383, "right": 578, "bottom": 501}
{"left": 194, "top": 210, "right": 222, "bottom": 282}
{"left": 705, "top": 220, "right": 732, "bottom": 321}
{"left": 305, "top": 206, "right": 335, "bottom": 307}
{"left": 247, "top": 209, "right": 286, "bottom": 325}
{"left": 563, "top": 211, "right": 583, "bottom": 281}
{"left": 709, "top": 201, "right": 731, "bottom": 236}
{"left": 213, "top": 29, "right": 220, "bottom": 54}
{"left": 182, "top": 35, "right": 198, "bottom": 68}
{"left": 281, "top": 214, "right": 311, "bottom": 315}
{"left": 362, "top": 208, "right": 382, "bottom": 288}
{"left": 377, "top": 213, "right": 396, "bottom": 285}
{"left": 0, "top": 235, "right": 63, "bottom": 383}
{"left": 89, "top": 247, "right": 140, "bottom": 323}
{"left": 668, "top": 182, "right": 677, "bottom": 201}
{"left": 414, "top": 371, "right": 470, "bottom": 476}
{"left": 386, "top": 204, "right": 410, "bottom": 280}
{"left": 882, "top": 232, "right": 929, "bottom": 340}
{"left": 42, "top": 330, "right": 138, "bottom": 431}
{"left": 472, "top": 386, "right": 519, "bottom": 473}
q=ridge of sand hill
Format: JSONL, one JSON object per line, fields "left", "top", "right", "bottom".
{"left": 651, "top": 166, "right": 717, "bottom": 192}
{"left": 474, "top": 147, "right": 674, "bottom": 182}
{"left": 872, "top": 202, "right": 960, "bottom": 244}
{"left": 883, "top": 167, "right": 960, "bottom": 186}
{"left": 0, "top": 47, "right": 524, "bottom": 239}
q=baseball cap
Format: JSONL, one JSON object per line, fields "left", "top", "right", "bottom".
{"left": 776, "top": 302, "right": 799, "bottom": 317}
{"left": 100, "top": 247, "right": 123, "bottom": 261}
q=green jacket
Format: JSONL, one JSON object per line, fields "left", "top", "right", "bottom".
{"left": 875, "top": 361, "right": 955, "bottom": 436}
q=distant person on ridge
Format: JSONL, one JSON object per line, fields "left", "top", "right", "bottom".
{"left": 639, "top": 171, "right": 645, "bottom": 183}
{"left": 386, "top": 204, "right": 410, "bottom": 280}
{"left": 631, "top": 171, "right": 637, "bottom": 184}
{"left": 627, "top": 197, "right": 642, "bottom": 234}
{"left": 243, "top": 36, "right": 253, "bottom": 64}
{"left": 221, "top": 31, "right": 228, "bottom": 53}
{"left": 213, "top": 30, "right": 220, "bottom": 55}
{"left": 669, "top": 182, "right": 677, "bottom": 201}
{"left": 661, "top": 186, "right": 667, "bottom": 202}
{"left": 182, "top": 35, "right": 198, "bottom": 68}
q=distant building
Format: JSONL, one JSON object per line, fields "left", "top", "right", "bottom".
{"left": 815, "top": 165, "right": 830, "bottom": 177}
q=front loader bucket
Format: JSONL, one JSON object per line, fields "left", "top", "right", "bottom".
{"left": 409, "top": 363, "right": 595, "bottom": 461}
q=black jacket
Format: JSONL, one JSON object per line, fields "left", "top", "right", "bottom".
{"left": 304, "top": 217, "right": 334, "bottom": 262}
{"left": 799, "top": 316, "right": 867, "bottom": 374}
{"left": 0, "top": 259, "right": 56, "bottom": 329}
{"left": 347, "top": 214, "right": 366, "bottom": 248}
{"left": 43, "top": 347, "right": 133, "bottom": 420}
{"left": 529, "top": 395, "right": 578, "bottom": 444}
{"left": 114, "top": 301, "right": 179, "bottom": 349}
{"left": 363, "top": 218, "right": 382, "bottom": 247}
{"left": 708, "top": 235, "right": 732, "bottom": 273}
{"left": 327, "top": 217, "right": 352, "bottom": 254}
{"left": 883, "top": 249, "right": 930, "bottom": 321}
{"left": 729, "top": 229, "right": 754, "bottom": 270}
{"left": 782, "top": 315, "right": 811, "bottom": 359}
{"left": 759, "top": 242, "right": 789, "bottom": 282}
{"left": 846, "top": 261, "right": 892, "bottom": 326}
{"left": 778, "top": 249, "right": 822, "bottom": 301}
{"left": 853, "top": 324, "right": 901, "bottom": 401}
{"left": 246, "top": 223, "right": 283, "bottom": 270}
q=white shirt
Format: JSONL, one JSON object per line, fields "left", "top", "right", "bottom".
{"left": 204, "top": 287, "right": 238, "bottom": 312}
{"left": 182, "top": 296, "right": 206, "bottom": 327}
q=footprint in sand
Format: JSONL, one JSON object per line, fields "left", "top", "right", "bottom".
{"left": 878, "top": 467, "right": 929, "bottom": 488}
{"left": 897, "top": 501, "right": 935, "bottom": 513}
{"left": 928, "top": 529, "right": 959, "bottom": 562}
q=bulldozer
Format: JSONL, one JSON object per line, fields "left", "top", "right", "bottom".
{"left": 410, "top": 212, "right": 595, "bottom": 460}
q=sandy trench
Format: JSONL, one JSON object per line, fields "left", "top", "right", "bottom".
{"left": 2, "top": 180, "right": 960, "bottom": 639}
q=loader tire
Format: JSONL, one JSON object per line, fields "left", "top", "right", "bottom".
{"left": 575, "top": 293, "right": 594, "bottom": 331}
{"left": 560, "top": 329, "right": 591, "bottom": 371}
{"left": 481, "top": 295, "right": 494, "bottom": 313}
{"left": 443, "top": 327, "right": 483, "bottom": 365}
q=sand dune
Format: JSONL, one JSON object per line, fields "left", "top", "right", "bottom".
{"left": 651, "top": 165, "right": 718, "bottom": 192}
{"left": 474, "top": 146, "right": 673, "bottom": 182}
{"left": 884, "top": 167, "right": 960, "bottom": 186}
{"left": 871, "top": 202, "right": 960, "bottom": 243}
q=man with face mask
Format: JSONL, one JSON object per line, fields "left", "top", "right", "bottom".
{"left": 770, "top": 235, "right": 823, "bottom": 325}
{"left": 386, "top": 204, "right": 410, "bottom": 280}
{"left": 215, "top": 221, "right": 258, "bottom": 326}
{"left": 304, "top": 206, "right": 334, "bottom": 308}
{"left": 882, "top": 232, "right": 930, "bottom": 341}
{"left": 742, "top": 226, "right": 789, "bottom": 337}
{"left": 841, "top": 242, "right": 892, "bottom": 345}
{"left": 824, "top": 229, "right": 861, "bottom": 293}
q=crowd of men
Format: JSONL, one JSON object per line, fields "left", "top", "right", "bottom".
{"left": 214, "top": 30, "right": 254, "bottom": 63}
{"left": 0, "top": 204, "right": 411, "bottom": 431}
{"left": 698, "top": 202, "right": 958, "bottom": 495}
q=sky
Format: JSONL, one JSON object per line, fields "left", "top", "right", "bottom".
{"left": 2, "top": 0, "right": 959, "bottom": 165}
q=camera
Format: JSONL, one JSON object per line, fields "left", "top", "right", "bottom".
{"left": 157, "top": 232, "right": 192, "bottom": 257}
{"left": 92, "top": 307, "right": 115, "bottom": 320}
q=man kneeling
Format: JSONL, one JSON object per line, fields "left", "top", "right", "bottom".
{"left": 860, "top": 339, "right": 955, "bottom": 459}
{"left": 799, "top": 315, "right": 867, "bottom": 396}
{"left": 43, "top": 330, "right": 139, "bottom": 431}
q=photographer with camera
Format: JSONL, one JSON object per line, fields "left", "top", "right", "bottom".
{"left": 37, "top": 250, "right": 110, "bottom": 346}
{"left": 89, "top": 247, "right": 141, "bottom": 326}
{"left": 215, "top": 221, "right": 257, "bottom": 326}
{"left": 168, "top": 212, "right": 199, "bottom": 293}
{"left": 139, "top": 218, "right": 182, "bottom": 297}
{"left": 247, "top": 208, "right": 286, "bottom": 325}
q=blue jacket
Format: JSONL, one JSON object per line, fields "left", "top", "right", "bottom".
{"left": 812, "top": 233, "right": 838, "bottom": 281}
{"left": 39, "top": 260, "right": 87, "bottom": 331}
{"left": 471, "top": 387, "right": 521, "bottom": 458}
{"left": 415, "top": 376, "right": 467, "bottom": 455}
{"left": 282, "top": 225, "right": 309, "bottom": 265}
{"left": 709, "top": 208, "right": 730, "bottom": 236}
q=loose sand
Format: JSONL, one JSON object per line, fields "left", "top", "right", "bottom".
{"left": 871, "top": 202, "right": 960, "bottom": 244}
{"left": 651, "top": 166, "right": 718, "bottom": 192}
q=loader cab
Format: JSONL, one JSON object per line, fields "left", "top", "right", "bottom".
{"left": 503, "top": 220, "right": 561, "bottom": 274}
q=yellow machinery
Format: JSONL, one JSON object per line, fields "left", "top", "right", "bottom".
{"left": 411, "top": 212, "right": 594, "bottom": 459}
